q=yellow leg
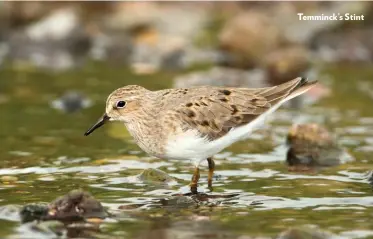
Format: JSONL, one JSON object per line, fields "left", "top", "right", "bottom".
{"left": 190, "top": 167, "right": 200, "bottom": 194}
{"left": 207, "top": 157, "right": 215, "bottom": 189}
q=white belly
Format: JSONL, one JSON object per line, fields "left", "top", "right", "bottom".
{"left": 165, "top": 129, "right": 219, "bottom": 166}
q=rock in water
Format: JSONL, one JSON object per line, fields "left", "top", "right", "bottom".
{"left": 286, "top": 124, "right": 352, "bottom": 169}
{"left": 21, "top": 190, "right": 107, "bottom": 223}
{"left": 45, "top": 190, "right": 107, "bottom": 222}
{"left": 137, "top": 168, "right": 176, "bottom": 184}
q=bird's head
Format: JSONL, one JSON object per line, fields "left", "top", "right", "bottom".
{"left": 84, "top": 85, "right": 148, "bottom": 136}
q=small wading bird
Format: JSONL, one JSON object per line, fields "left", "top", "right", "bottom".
{"left": 85, "top": 77, "right": 317, "bottom": 193}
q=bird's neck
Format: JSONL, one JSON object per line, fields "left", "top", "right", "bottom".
{"left": 123, "top": 105, "right": 165, "bottom": 156}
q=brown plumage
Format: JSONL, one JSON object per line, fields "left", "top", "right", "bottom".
{"left": 162, "top": 77, "right": 315, "bottom": 140}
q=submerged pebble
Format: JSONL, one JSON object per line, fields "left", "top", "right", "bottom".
{"left": 1, "top": 175, "right": 18, "bottom": 183}
{"left": 137, "top": 168, "right": 176, "bottom": 185}
{"left": 277, "top": 226, "right": 339, "bottom": 239}
{"left": 160, "top": 195, "right": 198, "bottom": 208}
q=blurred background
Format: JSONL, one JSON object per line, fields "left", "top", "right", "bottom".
{"left": 1, "top": 2, "right": 373, "bottom": 239}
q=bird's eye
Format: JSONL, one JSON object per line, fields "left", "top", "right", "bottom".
{"left": 116, "top": 101, "right": 126, "bottom": 108}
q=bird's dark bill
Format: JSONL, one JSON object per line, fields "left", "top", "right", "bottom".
{"left": 84, "top": 114, "right": 110, "bottom": 136}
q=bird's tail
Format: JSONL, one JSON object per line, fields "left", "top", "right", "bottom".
{"left": 260, "top": 77, "right": 318, "bottom": 105}
{"left": 286, "top": 77, "right": 318, "bottom": 101}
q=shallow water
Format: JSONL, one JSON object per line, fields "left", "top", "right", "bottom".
{"left": 0, "top": 63, "right": 373, "bottom": 238}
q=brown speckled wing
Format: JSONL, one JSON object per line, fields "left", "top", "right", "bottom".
{"left": 176, "top": 90, "right": 270, "bottom": 139}
{"left": 162, "top": 77, "right": 307, "bottom": 140}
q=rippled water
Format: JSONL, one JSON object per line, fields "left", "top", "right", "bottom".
{"left": 0, "top": 63, "right": 373, "bottom": 238}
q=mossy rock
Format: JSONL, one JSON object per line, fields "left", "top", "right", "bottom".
{"left": 46, "top": 190, "right": 108, "bottom": 221}
{"left": 137, "top": 168, "right": 176, "bottom": 184}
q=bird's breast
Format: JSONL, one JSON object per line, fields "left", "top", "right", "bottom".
{"left": 124, "top": 121, "right": 166, "bottom": 157}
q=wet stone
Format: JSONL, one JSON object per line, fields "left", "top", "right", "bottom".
{"left": 137, "top": 168, "right": 176, "bottom": 184}
{"left": 286, "top": 124, "right": 350, "bottom": 169}
{"left": 45, "top": 190, "right": 107, "bottom": 222}
{"left": 19, "top": 190, "right": 107, "bottom": 238}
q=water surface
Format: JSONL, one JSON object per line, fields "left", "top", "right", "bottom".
{"left": 0, "top": 63, "right": 373, "bottom": 238}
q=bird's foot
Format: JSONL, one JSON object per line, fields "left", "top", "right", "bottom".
{"left": 189, "top": 182, "right": 198, "bottom": 194}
